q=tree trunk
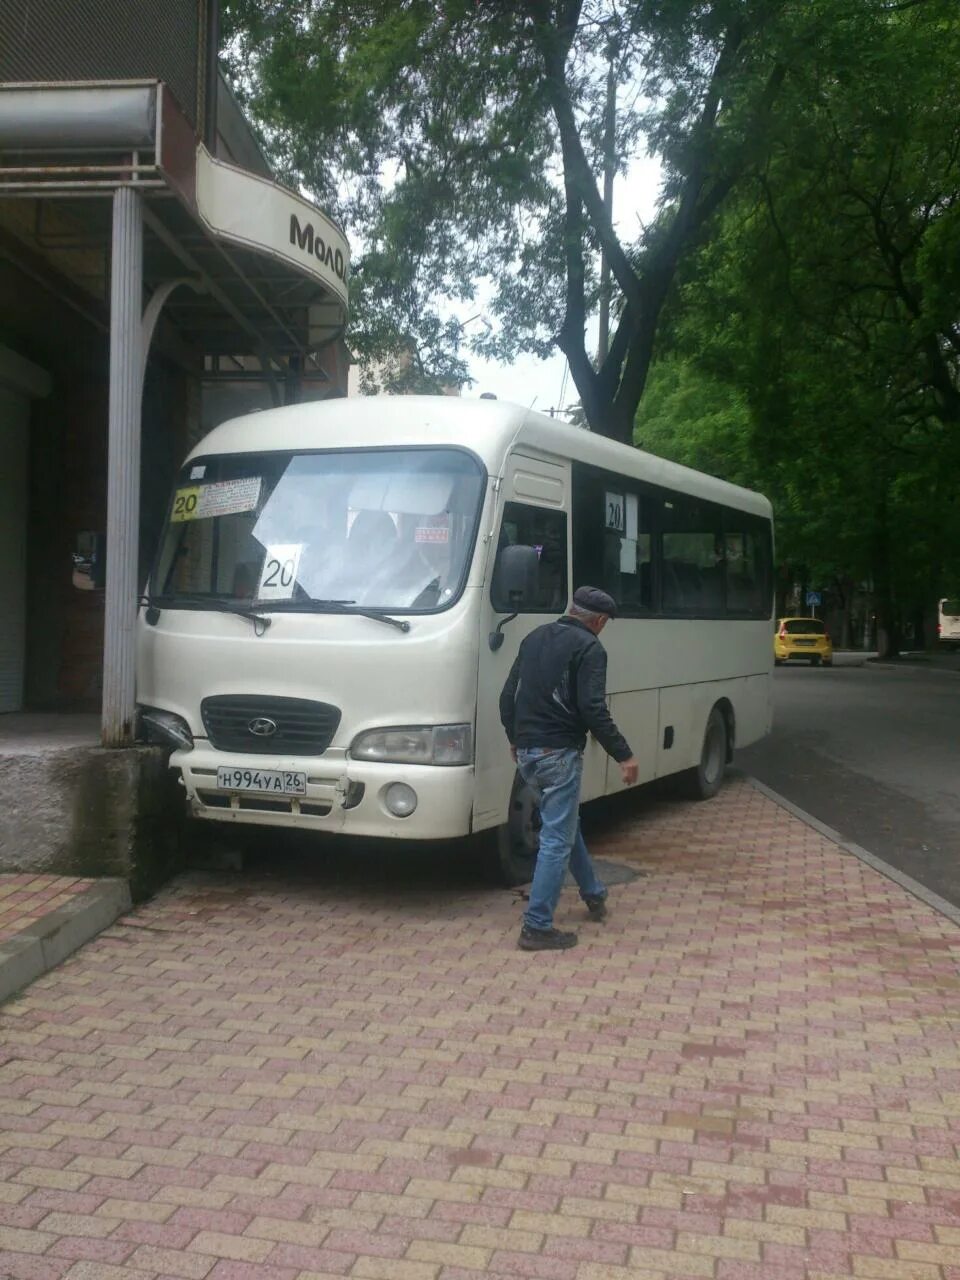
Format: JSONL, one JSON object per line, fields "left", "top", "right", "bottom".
{"left": 875, "top": 600, "right": 900, "bottom": 660}
{"left": 871, "top": 478, "right": 898, "bottom": 659}
{"left": 924, "top": 600, "right": 939, "bottom": 651}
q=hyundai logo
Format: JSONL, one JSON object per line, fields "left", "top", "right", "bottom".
{"left": 248, "top": 717, "right": 278, "bottom": 737}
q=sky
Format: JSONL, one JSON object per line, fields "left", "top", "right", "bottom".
{"left": 459, "top": 150, "right": 664, "bottom": 416}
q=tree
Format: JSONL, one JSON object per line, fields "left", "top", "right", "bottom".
{"left": 221, "top": 0, "right": 821, "bottom": 438}
{"left": 636, "top": 0, "right": 960, "bottom": 655}
{"left": 223, "top": 1, "right": 959, "bottom": 649}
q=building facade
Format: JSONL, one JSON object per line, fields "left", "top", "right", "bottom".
{"left": 0, "top": 0, "right": 349, "bottom": 735}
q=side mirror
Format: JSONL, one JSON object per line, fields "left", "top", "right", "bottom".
{"left": 497, "top": 543, "right": 540, "bottom": 608}
{"left": 72, "top": 531, "right": 105, "bottom": 591}
{"left": 489, "top": 543, "right": 540, "bottom": 651}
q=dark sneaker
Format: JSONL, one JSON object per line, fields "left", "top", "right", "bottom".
{"left": 584, "top": 895, "right": 608, "bottom": 922}
{"left": 518, "top": 925, "right": 578, "bottom": 951}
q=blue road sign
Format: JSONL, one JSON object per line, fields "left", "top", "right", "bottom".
{"left": 806, "top": 590, "right": 822, "bottom": 606}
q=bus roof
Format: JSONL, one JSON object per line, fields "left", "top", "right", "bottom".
{"left": 190, "top": 395, "right": 772, "bottom": 518}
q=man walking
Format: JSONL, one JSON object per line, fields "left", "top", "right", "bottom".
{"left": 499, "top": 586, "right": 640, "bottom": 951}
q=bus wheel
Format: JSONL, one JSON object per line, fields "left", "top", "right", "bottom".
{"left": 683, "top": 706, "right": 728, "bottom": 800}
{"left": 496, "top": 773, "right": 541, "bottom": 886}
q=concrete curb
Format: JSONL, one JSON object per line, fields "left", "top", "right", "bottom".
{"left": 868, "top": 658, "right": 960, "bottom": 677}
{"left": 748, "top": 776, "right": 960, "bottom": 931}
{"left": 0, "top": 879, "right": 132, "bottom": 1005}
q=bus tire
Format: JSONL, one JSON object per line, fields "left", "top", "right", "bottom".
{"left": 495, "top": 772, "right": 541, "bottom": 886}
{"left": 682, "top": 706, "right": 727, "bottom": 801}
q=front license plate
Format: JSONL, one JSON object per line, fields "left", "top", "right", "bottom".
{"left": 216, "top": 767, "right": 306, "bottom": 795}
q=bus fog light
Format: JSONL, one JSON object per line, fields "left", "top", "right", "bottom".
{"left": 384, "top": 783, "right": 417, "bottom": 817}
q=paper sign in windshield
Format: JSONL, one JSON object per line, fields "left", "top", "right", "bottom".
{"left": 257, "top": 544, "right": 303, "bottom": 600}
{"left": 414, "top": 526, "right": 449, "bottom": 544}
{"left": 171, "top": 477, "right": 261, "bottom": 523}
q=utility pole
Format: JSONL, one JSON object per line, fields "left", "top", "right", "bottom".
{"left": 597, "top": 39, "right": 617, "bottom": 366}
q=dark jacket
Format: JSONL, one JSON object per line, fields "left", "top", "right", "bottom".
{"left": 499, "top": 616, "right": 633, "bottom": 763}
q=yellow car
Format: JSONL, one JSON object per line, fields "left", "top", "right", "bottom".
{"left": 774, "top": 617, "right": 833, "bottom": 666}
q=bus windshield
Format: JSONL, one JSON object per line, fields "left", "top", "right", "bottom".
{"left": 152, "top": 447, "right": 485, "bottom": 613}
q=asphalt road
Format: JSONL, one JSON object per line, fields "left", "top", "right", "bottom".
{"left": 738, "top": 653, "right": 960, "bottom": 909}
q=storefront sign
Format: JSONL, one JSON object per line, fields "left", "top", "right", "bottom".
{"left": 195, "top": 146, "right": 349, "bottom": 309}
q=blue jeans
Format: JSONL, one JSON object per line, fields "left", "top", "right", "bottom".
{"left": 516, "top": 747, "right": 606, "bottom": 931}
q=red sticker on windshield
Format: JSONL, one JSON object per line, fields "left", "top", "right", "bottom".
{"left": 415, "top": 526, "right": 449, "bottom": 543}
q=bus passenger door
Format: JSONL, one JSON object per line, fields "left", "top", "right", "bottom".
{"left": 472, "top": 453, "right": 571, "bottom": 835}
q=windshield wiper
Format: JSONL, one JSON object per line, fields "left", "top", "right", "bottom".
{"left": 143, "top": 594, "right": 272, "bottom": 632}
{"left": 143, "top": 593, "right": 409, "bottom": 634}
{"left": 262, "top": 598, "right": 411, "bottom": 633}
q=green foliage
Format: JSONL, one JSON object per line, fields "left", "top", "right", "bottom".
{"left": 223, "top": 0, "right": 960, "bottom": 641}
{"left": 635, "top": 0, "right": 960, "bottom": 646}
{"left": 221, "top": 1, "right": 821, "bottom": 434}
{"left": 635, "top": 357, "right": 757, "bottom": 487}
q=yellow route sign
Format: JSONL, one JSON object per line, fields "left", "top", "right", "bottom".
{"left": 170, "top": 487, "right": 201, "bottom": 522}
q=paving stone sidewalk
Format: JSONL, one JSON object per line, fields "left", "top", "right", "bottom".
{"left": 1, "top": 776, "right": 959, "bottom": 1280}
{"left": 0, "top": 875, "right": 131, "bottom": 1005}
{"left": 0, "top": 877, "right": 96, "bottom": 945}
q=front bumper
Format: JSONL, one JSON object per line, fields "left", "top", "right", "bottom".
{"left": 172, "top": 744, "right": 476, "bottom": 839}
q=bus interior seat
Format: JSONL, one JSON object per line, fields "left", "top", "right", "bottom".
{"left": 661, "top": 560, "right": 685, "bottom": 609}
{"left": 349, "top": 509, "right": 398, "bottom": 549}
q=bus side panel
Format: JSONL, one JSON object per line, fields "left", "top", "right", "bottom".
{"left": 735, "top": 673, "right": 772, "bottom": 748}
{"left": 600, "top": 690, "right": 659, "bottom": 795}
{"left": 580, "top": 736, "right": 610, "bottom": 804}
{"left": 656, "top": 684, "right": 711, "bottom": 777}
{"left": 654, "top": 674, "right": 771, "bottom": 779}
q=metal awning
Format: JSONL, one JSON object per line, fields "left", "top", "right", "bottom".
{"left": 0, "top": 80, "right": 349, "bottom": 376}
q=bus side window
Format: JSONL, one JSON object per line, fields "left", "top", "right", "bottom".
{"left": 660, "top": 497, "right": 724, "bottom": 614}
{"left": 724, "top": 525, "right": 771, "bottom": 617}
{"left": 573, "top": 466, "right": 652, "bottom": 613}
{"left": 492, "top": 502, "right": 568, "bottom": 612}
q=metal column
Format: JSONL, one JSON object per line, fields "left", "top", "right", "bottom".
{"left": 101, "top": 186, "right": 143, "bottom": 746}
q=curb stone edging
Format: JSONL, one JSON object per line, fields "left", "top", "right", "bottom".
{"left": 0, "top": 878, "right": 132, "bottom": 1005}
{"left": 868, "top": 658, "right": 960, "bottom": 677}
{"left": 748, "top": 775, "right": 960, "bottom": 930}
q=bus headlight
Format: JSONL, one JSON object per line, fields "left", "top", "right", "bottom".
{"left": 350, "top": 724, "right": 473, "bottom": 766}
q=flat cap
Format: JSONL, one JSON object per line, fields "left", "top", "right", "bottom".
{"left": 573, "top": 585, "right": 617, "bottom": 618}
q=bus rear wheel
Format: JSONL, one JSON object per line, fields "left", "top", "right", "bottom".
{"left": 682, "top": 706, "right": 728, "bottom": 800}
{"left": 495, "top": 772, "right": 541, "bottom": 886}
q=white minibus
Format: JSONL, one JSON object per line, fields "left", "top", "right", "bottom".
{"left": 138, "top": 397, "right": 774, "bottom": 882}
{"left": 939, "top": 598, "right": 960, "bottom": 648}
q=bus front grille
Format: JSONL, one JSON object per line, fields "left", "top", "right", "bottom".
{"left": 200, "top": 695, "right": 341, "bottom": 755}
{"left": 196, "top": 791, "right": 333, "bottom": 817}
